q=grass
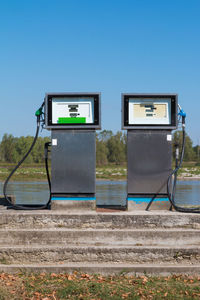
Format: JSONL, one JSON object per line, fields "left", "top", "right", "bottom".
{"left": 0, "top": 164, "right": 128, "bottom": 181}
{"left": 178, "top": 166, "right": 200, "bottom": 178}
{"left": 96, "top": 165, "right": 127, "bottom": 180}
{"left": 0, "top": 165, "right": 47, "bottom": 181}
{"left": 0, "top": 163, "right": 199, "bottom": 181}
{"left": 0, "top": 272, "right": 200, "bottom": 299}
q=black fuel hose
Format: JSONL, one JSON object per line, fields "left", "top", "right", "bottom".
{"left": 3, "top": 104, "right": 51, "bottom": 210}
{"left": 167, "top": 122, "right": 200, "bottom": 213}
{"left": 44, "top": 142, "right": 51, "bottom": 196}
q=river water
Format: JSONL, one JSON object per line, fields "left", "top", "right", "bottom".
{"left": 0, "top": 180, "right": 200, "bottom": 207}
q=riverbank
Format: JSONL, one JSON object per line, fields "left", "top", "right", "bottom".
{"left": 0, "top": 164, "right": 199, "bottom": 181}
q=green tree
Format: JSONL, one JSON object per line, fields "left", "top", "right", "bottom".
{"left": 32, "top": 136, "right": 51, "bottom": 163}
{"left": 193, "top": 145, "right": 200, "bottom": 162}
{"left": 96, "top": 138, "right": 108, "bottom": 165}
{"left": 107, "top": 131, "right": 126, "bottom": 164}
{"left": 96, "top": 130, "right": 113, "bottom": 165}
{"left": 98, "top": 130, "right": 113, "bottom": 142}
{"left": 173, "top": 131, "right": 195, "bottom": 161}
{"left": 14, "top": 136, "right": 34, "bottom": 163}
{"left": 0, "top": 134, "right": 16, "bottom": 162}
{"left": 0, "top": 134, "right": 51, "bottom": 164}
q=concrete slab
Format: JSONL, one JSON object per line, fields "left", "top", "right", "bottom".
{"left": 0, "top": 245, "right": 199, "bottom": 264}
{"left": 128, "top": 199, "right": 171, "bottom": 211}
{"left": 0, "top": 263, "right": 200, "bottom": 275}
{"left": 0, "top": 228, "right": 199, "bottom": 246}
{"left": 0, "top": 208, "right": 199, "bottom": 275}
{"left": 51, "top": 200, "right": 95, "bottom": 210}
{"left": 0, "top": 210, "right": 200, "bottom": 229}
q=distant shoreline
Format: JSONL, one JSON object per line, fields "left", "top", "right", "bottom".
{"left": 0, "top": 165, "right": 199, "bottom": 182}
{"left": 0, "top": 177, "right": 199, "bottom": 183}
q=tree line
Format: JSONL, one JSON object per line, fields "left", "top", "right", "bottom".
{"left": 0, "top": 131, "right": 199, "bottom": 165}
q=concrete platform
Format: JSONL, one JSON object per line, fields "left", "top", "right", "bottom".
{"left": 0, "top": 244, "right": 200, "bottom": 264}
{"left": 0, "top": 209, "right": 200, "bottom": 275}
{"left": 0, "top": 228, "right": 199, "bottom": 246}
{"left": 1, "top": 263, "right": 200, "bottom": 276}
{"left": 51, "top": 200, "right": 95, "bottom": 210}
{"left": 0, "top": 209, "right": 200, "bottom": 229}
{"left": 128, "top": 198, "right": 171, "bottom": 211}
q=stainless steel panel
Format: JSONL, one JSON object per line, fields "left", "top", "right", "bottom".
{"left": 127, "top": 130, "right": 172, "bottom": 195}
{"left": 51, "top": 130, "right": 95, "bottom": 194}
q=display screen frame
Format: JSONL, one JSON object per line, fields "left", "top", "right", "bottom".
{"left": 122, "top": 94, "right": 178, "bottom": 130}
{"left": 45, "top": 93, "right": 101, "bottom": 129}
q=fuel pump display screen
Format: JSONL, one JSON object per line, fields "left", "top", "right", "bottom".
{"left": 45, "top": 93, "right": 101, "bottom": 129}
{"left": 129, "top": 99, "right": 171, "bottom": 125}
{"left": 122, "top": 94, "right": 177, "bottom": 129}
{"left": 52, "top": 98, "right": 94, "bottom": 124}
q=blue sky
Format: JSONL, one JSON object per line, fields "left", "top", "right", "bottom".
{"left": 0, "top": 0, "right": 199, "bottom": 144}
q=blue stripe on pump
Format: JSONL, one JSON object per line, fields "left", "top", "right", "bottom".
{"left": 51, "top": 197, "right": 96, "bottom": 201}
{"left": 127, "top": 197, "right": 169, "bottom": 204}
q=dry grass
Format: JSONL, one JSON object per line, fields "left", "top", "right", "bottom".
{"left": 0, "top": 272, "right": 200, "bottom": 299}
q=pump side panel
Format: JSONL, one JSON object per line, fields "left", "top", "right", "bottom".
{"left": 51, "top": 130, "right": 95, "bottom": 195}
{"left": 127, "top": 130, "right": 172, "bottom": 196}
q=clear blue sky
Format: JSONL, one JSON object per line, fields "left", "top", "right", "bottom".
{"left": 0, "top": 0, "right": 199, "bottom": 144}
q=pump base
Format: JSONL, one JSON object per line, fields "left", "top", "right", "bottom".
{"left": 127, "top": 197, "right": 170, "bottom": 211}
{"left": 51, "top": 197, "right": 96, "bottom": 210}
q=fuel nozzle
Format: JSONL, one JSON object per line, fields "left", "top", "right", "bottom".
{"left": 35, "top": 102, "right": 44, "bottom": 117}
{"left": 178, "top": 104, "right": 186, "bottom": 127}
{"left": 35, "top": 107, "right": 43, "bottom": 117}
{"left": 35, "top": 102, "right": 45, "bottom": 124}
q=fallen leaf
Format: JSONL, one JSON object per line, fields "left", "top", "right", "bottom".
{"left": 143, "top": 277, "right": 148, "bottom": 284}
{"left": 34, "top": 292, "right": 41, "bottom": 296}
{"left": 50, "top": 273, "right": 58, "bottom": 278}
{"left": 122, "top": 292, "right": 131, "bottom": 298}
{"left": 190, "top": 280, "right": 194, "bottom": 283}
{"left": 5, "top": 282, "right": 12, "bottom": 286}
{"left": 81, "top": 273, "right": 90, "bottom": 279}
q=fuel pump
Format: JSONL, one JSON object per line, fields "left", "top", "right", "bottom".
{"left": 45, "top": 93, "right": 101, "bottom": 209}
{"left": 3, "top": 92, "right": 101, "bottom": 210}
{"left": 122, "top": 93, "right": 177, "bottom": 210}
{"left": 122, "top": 93, "right": 199, "bottom": 213}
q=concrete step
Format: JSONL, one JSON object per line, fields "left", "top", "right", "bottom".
{"left": 1, "top": 210, "right": 200, "bottom": 229}
{"left": 0, "top": 263, "right": 200, "bottom": 275}
{"left": 0, "top": 245, "right": 200, "bottom": 264}
{"left": 0, "top": 228, "right": 200, "bottom": 246}
{"left": 0, "top": 210, "right": 200, "bottom": 275}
